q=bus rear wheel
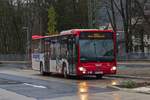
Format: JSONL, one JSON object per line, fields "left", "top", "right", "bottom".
{"left": 40, "top": 63, "right": 46, "bottom": 75}
{"left": 63, "top": 64, "right": 70, "bottom": 79}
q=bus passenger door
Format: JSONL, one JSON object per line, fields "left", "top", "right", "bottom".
{"left": 44, "top": 40, "right": 50, "bottom": 72}
{"left": 68, "top": 37, "right": 77, "bottom": 74}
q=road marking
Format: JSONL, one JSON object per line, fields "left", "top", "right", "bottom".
{"left": 133, "top": 87, "right": 150, "bottom": 92}
{"left": 23, "top": 83, "right": 47, "bottom": 89}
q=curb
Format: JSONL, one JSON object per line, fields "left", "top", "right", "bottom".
{"left": 0, "top": 88, "right": 36, "bottom": 100}
{"left": 0, "top": 61, "right": 29, "bottom": 64}
{"left": 106, "top": 85, "right": 121, "bottom": 90}
{"left": 107, "top": 85, "right": 150, "bottom": 94}
{"left": 107, "top": 75, "right": 150, "bottom": 80}
{"left": 137, "top": 91, "right": 150, "bottom": 94}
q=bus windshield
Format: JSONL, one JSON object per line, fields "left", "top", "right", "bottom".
{"left": 79, "top": 32, "right": 114, "bottom": 62}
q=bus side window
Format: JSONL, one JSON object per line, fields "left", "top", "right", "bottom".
{"left": 51, "top": 39, "right": 56, "bottom": 60}
{"left": 55, "top": 37, "right": 61, "bottom": 59}
{"left": 60, "top": 37, "right": 67, "bottom": 59}
{"left": 34, "top": 49, "right": 39, "bottom": 53}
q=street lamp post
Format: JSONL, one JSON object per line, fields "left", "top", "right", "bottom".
{"left": 22, "top": 27, "right": 31, "bottom": 67}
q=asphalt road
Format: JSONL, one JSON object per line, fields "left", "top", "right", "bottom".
{"left": 0, "top": 73, "right": 118, "bottom": 100}
{"left": 0, "top": 63, "right": 149, "bottom": 100}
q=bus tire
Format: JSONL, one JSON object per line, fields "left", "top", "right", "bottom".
{"left": 62, "top": 63, "right": 70, "bottom": 79}
{"left": 96, "top": 74, "right": 103, "bottom": 79}
{"left": 40, "top": 63, "right": 46, "bottom": 75}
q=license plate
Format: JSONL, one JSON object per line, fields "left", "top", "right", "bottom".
{"left": 95, "top": 71, "right": 103, "bottom": 74}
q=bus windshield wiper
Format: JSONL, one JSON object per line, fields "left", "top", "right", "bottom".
{"left": 93, "top": 40, "right": 98, "bottom": 60}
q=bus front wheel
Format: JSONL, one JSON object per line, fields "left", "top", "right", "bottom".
{"left": 62, "top": 64, "right": 70, "bottom": 79}
{"left": 40, "top": 63, "right": 46, "bottom": 75}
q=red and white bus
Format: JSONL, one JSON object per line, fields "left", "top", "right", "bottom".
{"left": 32, "top": 29, "right": 117, "bottom": 78}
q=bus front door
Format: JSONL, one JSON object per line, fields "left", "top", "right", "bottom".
{"left": 44, "top": 42, "right": 50, "bottom": 72}
{"left": 68, "top": 38, "right": 76, "bottom": 75}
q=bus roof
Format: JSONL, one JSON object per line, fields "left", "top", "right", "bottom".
{"left": 32, "top": 35, "right": 49, "bottom": 40}
{"left": 32, "top": 29, "right": 114, "bottom": 39}
{"left": 60, "top": 29, "right": 114, "bottom": 35}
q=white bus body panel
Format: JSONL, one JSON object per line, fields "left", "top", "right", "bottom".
{"left": 50, "top": 60, "right": 57, "bottom": 72}
{"left": 49, "top": 58, "right": 69, "bottom": 74}
{"left": 32, "top": 53, "right": 44, "bottom": 71}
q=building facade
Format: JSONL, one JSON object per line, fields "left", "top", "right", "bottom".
{"left": 131, "top": 0, "right": 150, "bottom": 53}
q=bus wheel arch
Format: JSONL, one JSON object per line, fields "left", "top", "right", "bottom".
{"left": 62, "top": 62, "right": 70, "bottom": 78}
{"left": 40, "top": 62, "right": 46, "bottom": 75}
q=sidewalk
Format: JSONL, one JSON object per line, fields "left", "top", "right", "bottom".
{"left": 0, "top": 61, "right": 28, "bottom": 64}
{"left": 47, "top": 91, "right": 150, "bottom": 100}
{"left": 118, "top": 61, "right": 150, "bottom": 65}
{"left": 109, "top": 66, "right": 150, "bottom": 79}
{"left": 1, "top": 88, "right": 150, "bottom": 100}
{"left": 108, "top": 61, "right": 150, "bottom": 95}
{"left": 109, "top": 61, "right": 150, "bottom": 79}
{"left": 0, "top": 88, "right": 35, "bottom": 100}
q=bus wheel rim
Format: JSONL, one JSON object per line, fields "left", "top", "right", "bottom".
{"left": 40, "top": 64, "right": 43, "bottom": 73}
{"left": 63, "top": 67, "right": 67, "bottom": 78}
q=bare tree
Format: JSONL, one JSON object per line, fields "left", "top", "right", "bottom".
{"left": 104, "top": 0, "right": 149, "bottom": 52}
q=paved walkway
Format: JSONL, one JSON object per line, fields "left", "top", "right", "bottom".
{"left": 1, "top": 88, "right": 150, "bottom": 100}
{"left": 0, "top": 88, "right": 35, "bottom": 100}
{"left": 46, "top": 91, "right": 150, "bottom": 100}
{"left": 116, "top": 67, "right": 150, "bottom": 78}
{"left": 112, "top": 61, "right": 150, "bottom": 78}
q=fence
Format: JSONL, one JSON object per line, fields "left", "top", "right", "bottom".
{"left": 117, "top": 52, "right": 150, "bottom": 61}
{"left": 0, "top": 54, "right": 27, "bottom": 61}
{"left": 1, "top": 53, "right": 150, "bottom": 61}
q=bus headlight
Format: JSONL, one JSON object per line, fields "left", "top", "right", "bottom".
{"left": 79, "top": 67, "right": 86, "bottom": 72}
{"left": 111, "top": 66, "right": 117, "bottom": 71}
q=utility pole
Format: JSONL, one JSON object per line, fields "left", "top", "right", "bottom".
{"left": 88, "top": 0, "right": 99, "bottom": 28}
{"left": 88, "top": 0, "right": 93, "bottom": 28}
{"left": 22, "top": 27, "right": 31, "bottom": 67}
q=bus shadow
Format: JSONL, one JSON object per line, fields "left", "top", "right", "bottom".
{"left": 34, "top": 73, "right": 109, "bottom": 81}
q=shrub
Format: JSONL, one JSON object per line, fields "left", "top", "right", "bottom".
{"left": 121, "top": 80, "right": 137, "bottom": 88}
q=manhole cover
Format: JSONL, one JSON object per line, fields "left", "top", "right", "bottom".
{"left": 0, "top": 78, "right": 22, "bottom": 85}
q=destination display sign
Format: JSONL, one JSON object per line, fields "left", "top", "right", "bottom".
{"left": 79, "top": 32, "right": 113, "bottom": 39}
